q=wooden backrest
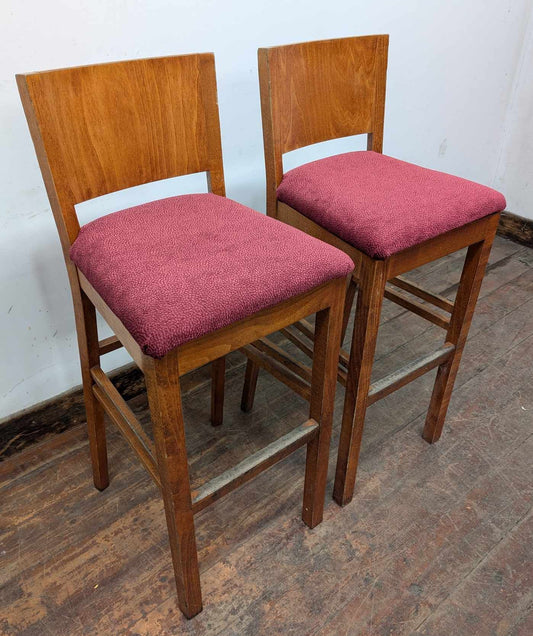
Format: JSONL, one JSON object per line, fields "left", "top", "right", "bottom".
{"left": 17, "top": 54, "right": 225, "bottom": 251}
{"left": 258, "top": 35, "right": 389, "bottom": 211}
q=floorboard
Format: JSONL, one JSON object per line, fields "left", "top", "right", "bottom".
{"left": 0, "top": 236, "right": 531, "bottom": 635}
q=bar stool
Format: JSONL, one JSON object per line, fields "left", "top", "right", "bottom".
{"left": 17, "top": 53, "right": 353, "bottom": 618}
{"left": 242, "top": 35, "right": 506, "bottom": 506}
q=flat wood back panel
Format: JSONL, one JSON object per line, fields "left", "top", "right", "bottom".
{"left": 261, "top": 35, "right": 388, "bottom": 156}
{"left": 17, "top": 54, "right": 225, "bottom": 246}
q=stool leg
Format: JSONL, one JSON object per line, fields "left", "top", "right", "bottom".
{"left": 145, "top": 354, "right": 203, "bottom": 619}
{"left": 423, "top": 231, "right": 496, "bottom": 443}
{"left": 75, "top": 288, "right": 108, "bottom": 491}
{"left": 341, "top": 276, "right": 358, "bottom": 346}
{"left": 241, "top": 358, "right": 260, "bottom": 412}
{"left": 210, "top": 357, "right": 225, "bottom": 426}
{"left": 303, "top": 278, "right": 345, "bottom": 528}
{"left": 242, "top": 277, "right": 354, "bottom": 414}
{"left": 333, "top": 259, "right": 388, "bottom": 507}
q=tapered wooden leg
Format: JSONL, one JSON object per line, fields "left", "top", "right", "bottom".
{"left": 75, "top": 287, "right": 108, "bottom": 491}
{"left": 302, "top": 278, "right": 345, "bottom": 528}
{"left": 241, "top": 358, "right": 260, "bottom": 412}
{"left": 341, "top": 276, "right": 358, "bottom": 346}
{"left": 210, "top": 357, "right": 225, "bottom": 426}
{"left": 333, "top": 259, "right": 388, "bottom": 507}
{"left": 423, "top": 226, "right": 498, "bottom": 443}
{"left": 145, "top": 353, "right": 202, "bottom": 619}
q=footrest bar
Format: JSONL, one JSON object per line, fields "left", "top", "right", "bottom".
{"left": 368, "top": 344, "right": 456, "bottom": 405}
{"left": 293, "top": 319, "right": 351, "bottom": 370}
{"left": 292, "top": 319, "right": 315, "bottom": 341}
{"left": 241, "top": 343, "right": 311, "bottom": 401}
{"left": 91, "top": 366, "right": 160, "bottom": 488}
{"left": 280, "top": 325, "right": 314, "bottom": 359}
{"left": 98, "top": 335, "right": 123, "bottom": 356}
{"left": 253, "top": 338, "right": 312, "bottom": 382}
{"left": 192, "top": 419, "right": 319, "bottom": 513}
{"left": 384, "top": 286, "right": 451, "bottom": 330}
{"left": 390, "top": 276, "right": 455, "bottom": 313}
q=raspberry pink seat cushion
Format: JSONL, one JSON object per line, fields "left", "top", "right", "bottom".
{"left": 70, "top": 193, "right": 354, "bottom": 358}
{"left": 277, "top": 151, "right": 506, "bottom": 259}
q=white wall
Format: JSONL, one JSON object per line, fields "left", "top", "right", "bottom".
{"left": 1, "top": 0, "right": 530, "bottom": 419}
{"left": 496, "top": 3, "right": 533, "bottom": 220}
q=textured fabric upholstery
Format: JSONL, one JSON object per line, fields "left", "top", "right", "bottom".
{"left": 70, "top": 193, "right": 354, "bottom": 358}
{"left": 277, "top": 151, "right": 506, "bottom": 259}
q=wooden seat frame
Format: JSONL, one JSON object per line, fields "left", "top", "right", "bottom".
{"left": 17, "top": 54, "right": 346, "bottom": 618}
{"left": 242, "top": 35, "right": 501, "bottom": 506}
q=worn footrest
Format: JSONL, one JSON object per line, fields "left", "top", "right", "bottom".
{"left": 384, "top": 285, "right": 451, "bottom": 330}
{"left": 389, "top": 276, "right": 455, "bottom": 313}
{"left": 98, "top": 335, "right": 123, "bottom": 356}
{"left": 368, "top": 344, "right": 456, "bottom": 405}
{"left": 191, "top": 419, "right": 319, "bottom": 513}
{"left": 91, "top": 366, "right": 160, "bottom": 487}
{"left": 243, "top": 322, "right": 455, "bottom": 407}
{"left": 241, "top": 341, "right": 311, "bottom": 401}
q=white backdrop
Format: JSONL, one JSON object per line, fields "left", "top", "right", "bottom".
{"left": 1, "top": 0, "right": 531, "bottom": 418}
{"left": 495, "top": 6, "right": 533, "bottom": 218}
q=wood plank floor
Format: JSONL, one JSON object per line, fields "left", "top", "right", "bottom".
{"left": 1, "top": 235, "right": 532, "bottom": 635}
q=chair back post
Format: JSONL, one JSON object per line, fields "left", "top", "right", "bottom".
{"left": 258, "top": 49, "right": 283, "bottom": 218}
{"left": 258, "top": 35, "right": 389, "bottom": 217}
{"left": 17, "top": 53, "right": 226, "bottom": 259}
{"left": 366, "top": 35, "right": 388, "bottom": 153}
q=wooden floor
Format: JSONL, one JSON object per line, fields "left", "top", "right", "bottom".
{"left": 1, "top": 235, "right": 532, "bottom": 635}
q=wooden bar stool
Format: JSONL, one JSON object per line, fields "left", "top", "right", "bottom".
{"left": 242, "top": 35, "right": 506, "bottom": 507}
{"left": 17, "top": 54, "right": 353, "bottom": 618}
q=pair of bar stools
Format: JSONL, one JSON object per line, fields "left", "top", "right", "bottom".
{"left": 18, "top": 35, "right": 505, "bottom": 618}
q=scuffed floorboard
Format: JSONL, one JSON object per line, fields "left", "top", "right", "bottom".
{"left": 1, "top": 236, "right": 532, "bottom": 635}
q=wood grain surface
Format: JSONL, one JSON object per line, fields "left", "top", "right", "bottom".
{"left": 1, "top": 235, "right": 532, "bottom": 634}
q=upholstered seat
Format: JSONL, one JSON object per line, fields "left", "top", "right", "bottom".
{"left": 70, "top": 193, "right": 354, "bottom": 358}
{"left": 277, "top": 151, "right": 506, "bottom": 259}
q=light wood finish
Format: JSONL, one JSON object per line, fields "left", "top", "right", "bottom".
{"left": 241, "top": 344, "right": 312, "bottom": 402}
{"left": 176, "top": 280, "right": 336, "bottom": 376}
{"left": 387, "top": 214, "right": 499, "bottom": 278}
{"left": 277, "top": 201, "right": 362, "bottom": 276}
{"left": 423, "top": 225, "right": 498, "bottom": 443}
{"left": 259, "top": 36, "right": 388, "bottom": 217}
{"left": 98, "top": 334, "right": 123, "bottom": 356}
{"left": 240, "top": 317, "right": 321, "bottom": 411}
{"left": 303, "top": 297, "right": 345, "bottom": 527}
{"left": 341, "top": 277, "right": 358, "bottom": 344}
{"left": 210, "top": 357, "right": 225, "bottom": 426}
{"left": 295, "top": 317, "right": 352, "bottom": 371}
{"left": 78, "top": 271, "right": 146, "bottom": 370}
{"left": 242, "top": 292, "right": 348, "bottom": 526}
{"left": 333, "top": 257, "right": 388, "bottom": 505}
{"left": 18, "top": 54, "right": 348, "bottom": 618}
{"left": 367, "top": 343, "right": 455, "bottom": 406}
{"left": 3, "top": 234, "right": 532, "bottom": 634}
{"left": 252, "top": 338, "right": 312, "bottom": 381}
{"left": 255, "top": 35, "right": 502, "bottom": 506}
{"left": 240, "top": 334, "right": 313, "bottom": 404}
{"left": 17, "top": 55, "right": 225, "bottom": 250}
{"left": 78, "top": 289, "right": 109, "bottom": 491}
{"left": 241, "top": 358, "right": 259, "bottom": 412}
{"left": 389, "top": 276, "right": 455, "bottom": 313}
{"left": 192, "top": 419, "right": 319, "bottom": 513}
{"left": 91, "top": 366, "right": 160, "bottom": 488}
{"left": 144, "top": 353, "right": 203, "bottom": 618}
{"left": 384, "top": 285, "right": 451, "bottom": 330}
{"left": 293, "top": 318, "right": 315, "bottom": 341}
{"left": 280, "top": 325, "right": 315, "bottom": 359}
